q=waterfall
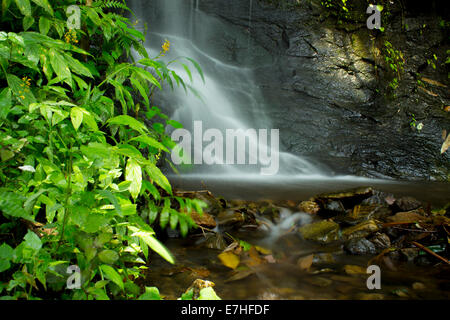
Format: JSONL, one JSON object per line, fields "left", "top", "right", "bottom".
{"left": 128, "top": 0, "right": 324, "bottom": 177}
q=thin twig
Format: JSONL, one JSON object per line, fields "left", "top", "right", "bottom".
{"left": 392, "top": 227, "right": 437, "bottom": 233}
{"left": 411, "top": 241, "right": 450, "bottom": 265}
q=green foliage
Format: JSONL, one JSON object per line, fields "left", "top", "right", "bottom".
{"left": 0, "top": 0, "right": 209, "bottom": 300}
{"left": 383, "top": 41, "right": 405, "bottom": 91}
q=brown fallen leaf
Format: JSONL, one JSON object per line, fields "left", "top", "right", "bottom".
{"left": 441, "top": 133, "right": 450, "bottom": 154}
{"left": 243, "top": 247, "right": 264, "bottom": 267}
{"left": 421, "top": 77, "right": 447, "bottom": 88}
{"left": 387, "top": 210, "right": 427, "bottom": 223}
{"left": 297, "top": 254, "right": 314, "bottom": 271}
{"left": 443, "top": 129, "right": 448, "bottom": 140}
{"left": 444, "top": 106, "right": 450, "bottom": 112}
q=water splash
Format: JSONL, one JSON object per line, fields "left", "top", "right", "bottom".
{"left": 258, "top": 208, "right": 312, "bottom": 246}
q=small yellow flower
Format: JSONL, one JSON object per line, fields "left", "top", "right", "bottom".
{"left": 162, "top": 39, "right": 170, "bottom": 54}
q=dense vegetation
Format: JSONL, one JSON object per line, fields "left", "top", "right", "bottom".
{"left": 0, "top": 0, "right": 216, "bottom": 300}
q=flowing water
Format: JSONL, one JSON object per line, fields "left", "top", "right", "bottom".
{"left": 128, "top": 0, "right": 450, "bottom": 300}
{"left": 129, "top": 0, "right": 322, "bottom": 176}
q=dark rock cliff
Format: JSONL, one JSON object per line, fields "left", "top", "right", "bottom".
{"left": 196, "top": 0, "right": 450, "bottom": 180}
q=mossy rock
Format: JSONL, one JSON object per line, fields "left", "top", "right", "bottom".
{"left": 299, "top": 220, "right": 340, "bottom": 243}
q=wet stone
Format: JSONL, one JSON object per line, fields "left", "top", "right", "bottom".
{"left": 342, "top": 220, "right": 379, "bottom": 240}
{"left": 312, "top": 253, "right": 335, "bottom": 266}
{"left": 400, "top": 248, "right": 420, "bottom": 262}
{"left": 298, "top": 201, "right": 320, "bottom": 215}
{"left": 298, "top": 220, "right": 340, "bottom": 243}
{"left": 344, "top": 238, "right": 377, "bottom": 255}
{"left": 394, "top": 196, "right": 422, "bottom": 212}
{"left": 369, "top": 232, "right": 391, "bottom": 250}
{"left": 338, "top": 204, "right": 379, "bottom": 224}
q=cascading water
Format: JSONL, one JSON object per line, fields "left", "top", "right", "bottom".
{"left": 129, "top": 0, "right": 324, "bottom": 177}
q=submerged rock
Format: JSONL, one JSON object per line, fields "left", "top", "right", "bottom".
{"left": 344, "top": 238, "right": 377, "bottom": 255}
{"left": 298, "top": 220, "right": 340, "bottom": 243}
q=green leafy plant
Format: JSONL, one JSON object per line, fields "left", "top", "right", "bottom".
{"left": 0, "top": 0, "right": 208, "bottom": 300}
{"left": 383, "top": 41, "right": 405, "bottom": 91}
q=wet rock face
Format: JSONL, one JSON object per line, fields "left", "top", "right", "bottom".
{"left": 344, "top": 238, "right": 377, "bottom": 255}
{"left": 198, "top": 0, "right": 450, "bottom": 180}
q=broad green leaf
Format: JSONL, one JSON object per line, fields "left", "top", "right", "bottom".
{"left": 125, "top": 158, "right": 142, "bottom": 200}
{"left": 130, "top": 77, "right": 149, "bottom": 106}
{"left": 98, "top": 250, "right": 119, "bottom": 265}
{"left": 82, "top": 112, "right": 98, "bottom": 131}
{"left": 138, "top": 287, "right": 161, "bottom": 300}
{"left": 63, "top": 53, "right": 93, "bottom": 78}
{"left": 14, "top": 0, "right": 31, "bottom": 16}
{"left": 2, "top": 0, "right": 12, "bottom": 17}
{"left": 99, "top": 265, "right": 124, "bottom": 291}
{"left": 70, "top": 106, "right": 83, "bottom": 131}
{"left": 49, "top": 48, "right": 71, "bottom": 83}
{"left": 97, "top": 190, "right": 122, "bottom": 216}
{"left": 6, "top": 73, "right": 36, "bottom": 106}
{"left": 133, "top": 67, "right": 161, "bottom": 90}
{"left": 0, "top": 259, "right": 10, "bottom": 272}
{"left": 197, "top": 287, "right": 221, "bottom": 300}
{"left": 130, "top": 135, "right": 169, "bottom": 152}
{"left": 30, "top": 0, "right": 53, "bottom": 15}
{"left": 39, "top": 17, "right": 51, "bottom": 36}
{"left": 23, "top": 230, "right": 42, "bottom": 251}
{"left": 115, "top": 144, "right": 143, "bottom": 159}
{"left": 129, "top": 226, "right": 174, "bottom": 264}
{"left": 0, "top": 243, "right": 13, "bottom": 260}
{"left": 23, "top": 15, "right": 34, "bottom": 31}
{"left": 0, "top": 88, "right": 12, "bottom": 119}
{"left": 145, "top": 163, "right": 172, "bottom": 195}
{"left": 169, "top": 209, "right": 179, "bottom": 230}
{"left": 107, "top": 115, "right": 148, "bottom": 133}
